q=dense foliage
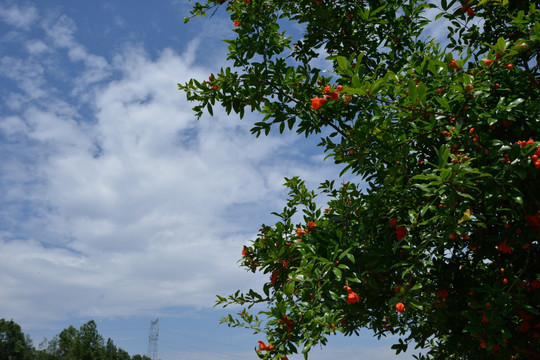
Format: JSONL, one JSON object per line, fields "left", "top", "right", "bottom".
{"left": 181, "top": 0, "right": 540, "bottom": 359}
{"left": 0, "top": 319, "right": 150, "bottom": 360}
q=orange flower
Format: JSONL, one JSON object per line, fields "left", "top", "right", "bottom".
{"left": 344, "top": 286, "right": 359, "bottom": 304}
{"left": 310, "top": 97, "right": 327, "bottom": 109}
{"left": 395, "top": 302, "right": 405, "bottom": 313}
{"left": 308, "top": 221, "right": 317, "bottom": 230}
{"left": 395, "top": 226, "right": 407, "bottom": 240}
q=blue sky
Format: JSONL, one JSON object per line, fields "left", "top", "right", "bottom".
{"left": 0, "top": 1, "right": 419, "bottom": 359}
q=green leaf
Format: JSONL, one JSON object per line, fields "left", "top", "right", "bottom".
{"left": 336, "top": 56, "right": 349, "bottom": 72}
{"left": 436, "top": 97, "right": 450, "bottom": 111}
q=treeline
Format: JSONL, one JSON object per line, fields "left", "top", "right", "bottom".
{"left": 0, "top": 319, "right": 151, "bottom": 360}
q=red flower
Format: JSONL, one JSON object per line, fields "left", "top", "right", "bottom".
{"left": 531, "top": 280, "right": 540, "bottom": 289}
{"left": 484, "top": 59, "right": 493, "bottom": 66}
{"left": 233, "top": 20, "right": 241, "bottom": 27}
{"left": 395, "top": 285, "right": 402, "bottom": 293}
{"left": 310, "top": 97, "right": 327, "bottom": 109}
{"left": 525, "top": 213, "right": 539, "bottom": 227}
{"left": 481, "top": 311, "right": 488, "bottom": 323}
{"left": 344, "top": 285, "right": 359, "bottom": 304}
{"left": 480, "top": 339, "right": 487, "bottom": 349}
{"left": 282, "top": 315, "right": 294, "bottom": 332}
{"left": 520, "top": 322, "right": 531, "bottom": 333}
{"left": 437, "top": 289, "right": 449, "bottom": 300}
{"left": 336, "top": 85, "right": 343, "bottom": 92}
{"left": 395, "top": 226, "right": 407, "bottom": 240}
{"left": 308, "top": 221, "right": 317, "bottom": 230}
{"left": 330, "top": 91, "right": 339, "bottom": 100}
{"left": 449, "top": 59, "right": 459, "bottom": 69}
{"left": 396, "top": 302, "right": 405, "bottom": 313}
{"left": 520, "top": 311, "right": 534, "bottom": 321}
{"left": 296, "top": 227, "right": 308, "bottom": 236}
{"left": 347, "top": 291, "right": 359, "bottom": 305}
{"left": 242, "top": 247, "right": 248, "bottom": 257}
{"left": 270, "top": 271, "right": 279, "bottom": 284}
{"left": 389, "top": 217, "right": 398, "bottom": 227}
{"left": 497, "top": 239, "right": 512, "bottom": 254}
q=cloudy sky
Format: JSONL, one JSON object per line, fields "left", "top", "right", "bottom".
{"left": 0, "top": 1, "right": 418, "bottom": 359}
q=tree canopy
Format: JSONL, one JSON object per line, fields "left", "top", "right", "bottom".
{"left": 181, "top": 0, "right": 540, "bottom": 359}
{"left": 0, "top": 319, "right": 150, "bottom": 360}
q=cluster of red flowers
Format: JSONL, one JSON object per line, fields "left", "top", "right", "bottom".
{"left": 343, "top": 285, "right": 359, "bottom": 305}
{"left": 518, "top": 311, "right": 540, "bottom": 338}
{"left": 205, "top": 76, "right": 219, "bottom": 90}
{"left": 257, "top": 341, "right": 274, "bottom": 352}
{"left": 296, "top": 220, "right": 317, "bottom": 239}
{"left": 516, "top": 138, "right": 540, "bottom": 168}
{"left": 310, "top": 84, "right": 344, "bottom": 109}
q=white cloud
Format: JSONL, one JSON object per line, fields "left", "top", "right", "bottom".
{"left": 40, "top": 13, "right": 111, "bottom": 91}
{"left": 0, "top": 7, "right": 338, "bottom": 332}
{"left": 0, "top": 3, "right": 39, "bottom": 30}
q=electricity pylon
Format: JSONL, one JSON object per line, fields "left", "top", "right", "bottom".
{"left": 147, "top": 318, "right": 159, "bottom": 360}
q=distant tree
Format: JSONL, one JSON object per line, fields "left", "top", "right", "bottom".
{"left": 73, "top": 321, "right": 104, "bottom": 360}
{"left": 0, "top": 319, "right": 148, "bottom": 360}
{"left": 0, "top": 319, "right": 33, "bottom": 360}
{"left": 130, "top": 355, "right": 151, "bottom": 360}
{"left": 57, "top": 326, "right": 78, "bottom": 360}
{"left": 115, "top": 348, "right": 131, "bottom": 360}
